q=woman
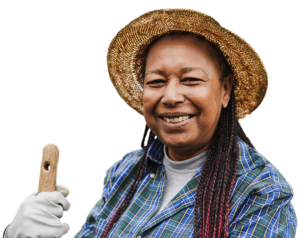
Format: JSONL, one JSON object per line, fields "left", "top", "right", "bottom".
{"left": 75, "top": 8, "right": 296, "bottom": 237}
{"left": 5, "top": 9, "right": 297, "bottom": 238}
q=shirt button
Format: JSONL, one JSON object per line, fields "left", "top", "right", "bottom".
{"left": 150, "top": 173, "right": 155, "bottom": 179}
{"left": 137, "top": 236, "right": 141, "bottom": 238}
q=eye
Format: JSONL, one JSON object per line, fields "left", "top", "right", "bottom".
{"left": 147, "top": 79, "right": 165, "bottom": 84}
{"left": 182, "top": 78, "right": 202, "bottom": 82}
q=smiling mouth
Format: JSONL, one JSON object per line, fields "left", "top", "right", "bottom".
{"left": 161, "top": 115, "right": 195, "bottom": 123}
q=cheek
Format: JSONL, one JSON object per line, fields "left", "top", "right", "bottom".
{"left": 143, "top": 89, "right": 155, "bottom": 112}
{"left": 185, "top": 86, "right": 222, "bottom": 123}
{"left": 185, "top": 86, "right": 215, "bottom": 110}
{"left": 142, "top": 88, "right": 160, "bottom": 123}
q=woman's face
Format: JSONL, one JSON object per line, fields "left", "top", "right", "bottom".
{"left": 143, "top": 35, "right": 232, "bottom": 161}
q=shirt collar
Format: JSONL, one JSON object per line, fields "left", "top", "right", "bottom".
{"left": 146, "top": 138, "right": 164, "bottom": 165}
{"left": 144, "top": 136, "right": 267, "bottom": 177}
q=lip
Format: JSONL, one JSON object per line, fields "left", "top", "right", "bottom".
{"left": 158, "top": 112, "right": 196, "bottom": 118}
{"left": 158, "top": 116, "right": 194, "bottom": 129}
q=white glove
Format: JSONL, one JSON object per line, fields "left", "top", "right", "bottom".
{"left": 6, "top": 185, "right": 71, "bottom": 238}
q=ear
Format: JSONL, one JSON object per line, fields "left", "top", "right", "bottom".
{"left": 221, "top": 74, "right": 233, "bottom": 108}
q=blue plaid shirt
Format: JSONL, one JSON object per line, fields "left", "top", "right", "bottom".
{"left": 76, "top": 138, "right": 297, "bottom": 237}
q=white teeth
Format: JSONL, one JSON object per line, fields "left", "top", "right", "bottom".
{"left": 163, "top": 115, "right": 191, "bottom": 123}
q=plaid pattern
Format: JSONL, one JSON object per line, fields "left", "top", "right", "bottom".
{"left": 75, "top": 138, "right": 297, "bottom": 238}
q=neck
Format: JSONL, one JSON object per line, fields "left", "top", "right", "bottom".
{"left": 166, "top": 142, "right": 211, "bottom": 162}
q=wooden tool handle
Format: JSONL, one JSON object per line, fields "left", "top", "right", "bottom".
{"left": 38, "top": 144, "right": 59, "bottom": 194}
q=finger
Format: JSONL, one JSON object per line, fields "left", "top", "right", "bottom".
{"left": 52, "top": 222, "right": 70, "bottom": 238}
{"left": 44, "top": 191, "right": 70, "bottom": 211}
{"left": 47, "top": 204, "right": 64, "bottom": 219}
{"left": 61, "top": 222, "right": 70, "bottom": 235}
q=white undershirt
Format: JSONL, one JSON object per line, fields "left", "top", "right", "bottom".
{"left": 156, "top": 146, "right": 208, "bottom": 214}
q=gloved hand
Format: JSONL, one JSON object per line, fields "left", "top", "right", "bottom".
{"left": 6, "top": 185, "right": 71, "bottom": 238}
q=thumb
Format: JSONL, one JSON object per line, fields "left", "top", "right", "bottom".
{"left": 55, "top": 185, "right": 70, "bottom": 198}
{"left": 56, "top": 222, "right": 70, "bottom": 237}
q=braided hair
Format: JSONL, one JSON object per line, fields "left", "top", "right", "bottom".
{"left": 103, "top": 32, "right": 254, "bottom": 238}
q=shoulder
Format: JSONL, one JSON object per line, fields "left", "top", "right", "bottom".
{"left": 105, "top": 148, "right": 144, "bottom": 175}
{"left": 233, "top": 137, "right": 294, "bottom": 200}
{"left": 103, "top": 148, "right": 144, "bottom": 188}
{"left": 228, "top": 138, "right": 297, "bottom": 236}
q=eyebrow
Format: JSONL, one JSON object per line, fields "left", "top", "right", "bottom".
{"left": 145, "top": 67, "right": 205, "bottom": 77}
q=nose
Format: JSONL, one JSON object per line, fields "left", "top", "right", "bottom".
{"left": 161, "top": 80, "right": 185, "bottom": 107}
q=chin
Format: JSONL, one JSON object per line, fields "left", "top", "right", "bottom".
{"left": 160, "top": 134, "right": 195, "bottom": 149}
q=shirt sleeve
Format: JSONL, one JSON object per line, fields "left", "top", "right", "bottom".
{"left": 3, "top": 225, "right": 9, "bottom": 238}
{"left": 75, "top": 159, "right": 122, "bottom": 238}
{"left": 228, "top": 165, "right": 297, "bottom": 238}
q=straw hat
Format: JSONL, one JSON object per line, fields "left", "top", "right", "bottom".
{"left": 107, "top": 9, "right": 268, "bottom": 119}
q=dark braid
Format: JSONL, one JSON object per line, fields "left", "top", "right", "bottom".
{"left": 103, "top": 31, "right": 254, "bottom": 238}
{"left": 102, "top": 126, "right": 155, "bottom": 238}
{"left": 141, "top": 125, "right": 149, "bottom": 148}
{"left": 193, "top": 94, "right": 254, "bottom": 238}
{"left": 203, "top": 112, "right": 225, "bottom": 236}
{"left": 223, "top": 96, "right": 239, "bottom": 236}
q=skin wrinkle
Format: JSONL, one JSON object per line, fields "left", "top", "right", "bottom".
{"left": 143, "top": 35, "right": 232, "bottom": 162}
{"left": 146, "top": 67, "right": 208, "bottom": 78}
{"left": 102, "top": 32, "right": 255, "bottom": 238}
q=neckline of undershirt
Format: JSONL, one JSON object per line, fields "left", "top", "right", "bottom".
{"left": 163, "top": 145, "right": 208, "bottom": 174}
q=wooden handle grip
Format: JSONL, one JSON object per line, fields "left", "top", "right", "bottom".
{"left": 38, "top": 144, "right": 59, "bottom": 194}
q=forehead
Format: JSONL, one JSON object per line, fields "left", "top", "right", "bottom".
{"left": 145, "top": 34, "right": 218, "bottom": 75}
{"left": 148, "top": 34, "right": 211, "bottom": 56}
{"left": 144, "top": 34, "right": 219, "bottom": 68}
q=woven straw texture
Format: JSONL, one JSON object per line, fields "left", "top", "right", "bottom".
{"left": 107, "top": 9, "right": 268, "bottom": 119}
